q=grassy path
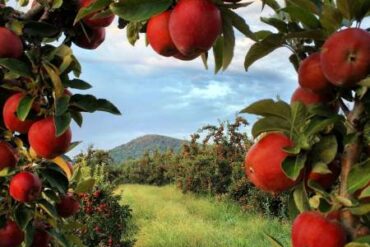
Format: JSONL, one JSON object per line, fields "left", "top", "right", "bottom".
{"left": 116, "top": 184, "right": 291, "bottom": 247}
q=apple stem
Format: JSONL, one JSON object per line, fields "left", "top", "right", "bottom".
{"left": 339, "top": 100, "right": 364, "bottom": 238}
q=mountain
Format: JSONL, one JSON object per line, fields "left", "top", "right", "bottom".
{"left": 109, "top": 134, "right": 187, "bottom": 164}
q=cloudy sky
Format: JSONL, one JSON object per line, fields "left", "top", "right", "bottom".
{"left": 13, "top": 0, "right": 299, "bottom": 154}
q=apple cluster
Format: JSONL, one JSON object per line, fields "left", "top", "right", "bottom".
{"left": 72, "top": 0, "right": 115, "bottom": 50}
{"left": 147, "top": 0, "right": 221, "bottom": 61}
{"left": 245, "top": 27, "right": 370, "bottom": 247}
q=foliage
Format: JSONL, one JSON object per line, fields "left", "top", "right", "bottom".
{"left": 109, "top": 134, "right": 186, "bottom": 164}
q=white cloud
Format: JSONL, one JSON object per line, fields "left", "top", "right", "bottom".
{"left": 182, "top": 81, "right": 234, "bottom": 100}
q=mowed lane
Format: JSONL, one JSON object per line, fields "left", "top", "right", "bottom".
{"left": 116, "top": 184, "right": 291, "bottom": 247}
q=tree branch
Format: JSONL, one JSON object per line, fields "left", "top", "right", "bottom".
{"left": 340, "top": 100, "right": 365, "bottom": 238}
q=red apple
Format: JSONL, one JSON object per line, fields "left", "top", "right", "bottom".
{"left": 0, "top": 27, "right": 23, "bottom": 59}
{"left": 245, "top": 132, "right": 297, "bottom": 193}
{"left": 80, "top": 0, "right": 114, "bottom": 28}
{"left": 169, "top": 0, "right": 222, "bottom": 57}
{"left": 31, "top": 229, "right": 51, "bottom": 247}
{"left": 147, "top": 11, "right": 179, "bottom": 57}
{"left": 56, "top": 193, "right": 80, "bottom": 218}
{"left": 298, "top": 53, "right": 331, "bottom": 92}
{"left": 292, "top": 212, "right": 347, "bottom": 247}
{"left": 0, "top": 142, "right": 17, "bottom": 171}
{"left": 321, "top": 28, "right": 370, "bottom": 87}
{"left": 28, "top": 117, "right": 72, "bottom": 159}
{"left": 291, "top": 87, "right": 328, "bottom": 105}
{"left": 173, "top": 52, "right": 200, "bottom": 61}
{"left": 3, "top": 93, "right": 38, "bottom": 133}
{"left": 0, "top": 220, "right": 24, "bottom": 247}
{"left": 73, "top": 26, "right": 105, "bottom": 50}
{"left": 9, "top": 172, "right": 42, "bottom": 203}
{"left": 308, "top": 160, "right": 341, "bottom": 189}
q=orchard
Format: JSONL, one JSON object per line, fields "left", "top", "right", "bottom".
{"left": 0, "top": 0, "right": 367, "bottom": 246}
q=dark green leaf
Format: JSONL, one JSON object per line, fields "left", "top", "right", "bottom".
{"left": 261, "top": 0, "right": 281, "bottom": 10}
{"left": 0, "top": 58, "right": 32, "bottom": 77}
{"left": 241, "top": 99, "right": 291, "bottom": 120}
{"left": 311, "top": 135, "right": 338, "bottom": 166}
{"left": 38, "top": 199, "right": 58, "bottom": 218}
{"left": 70, "top": 110, "right": 83, "bottom": 127}
{"left": 16, "top": 95, "right": 35, "bottom": 121}
{"left": 54, "top": 112, "right": 71, "bottom": 137}
{"left": 282, "top": 154, "right": 307, "bottom": 180}
{"left": 221, "top": 13, "right": 235, "bottom": 70}
{"left": 281, "top": 6, "right": 320, "bottom": 29}
{"left": 14, "top": 205, "right": 32, "bottom": 230}
{"left": 213, "top": 36, "right": 223, "bottom": 74}
{"left": 63, "top": 79, "right": 92, "bottom": 90}
{"left": 55, "top": 95, "right": 70, "bottom": 116}
{"left": 293, "top": 183, "right": 310, "bottom": 212}
{"left": 74, "top": 0, "right": 111, "bottom": 24}
{"left": 348, "top": 160, "right": 370, "bottom": 194}
{"left": 110, "top": 0, "right": 172, "bottom": 22}
{"left": 260, "top": 17, "right": 288, "bottom": 32}
{"left": 23, "top": 21, "right": 61, "bottom": 37}
{"left": 96, "top": 99, "right": 121, "bottom": 115}
{"left": 40, "top": 168, "right": 69, "bottom": 194}
{"left": 252, "top": 116, "right": 291, "bottom": 138}
{"left": 46, "top": 229, "right": 69, "bottom": 247}
{"left": 287, "top": 0, "right": 320, "bottom": 14}
{"left": 224, "top": 9, "right": 256, "bottom": 41}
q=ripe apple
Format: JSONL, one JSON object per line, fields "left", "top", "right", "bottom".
{"left": 0, "top": 220, "right": 24, "bottom": 247}
{"left": 73, "top": 26, "right": 105, "bottom": 50}
{"left": 147, "top": 10, "right": 179, "bottom": 57}
{"left": 321, "top": 28, "right": 370, "bottom": 87}
{"left": 9, "top": 172, "right": 42, "bottom": 202}
{"left": 0, "top": 27, "right": 23, "bottom": 59}
{"left": 169, "top": 0, "right": 222, "bottom": 57}
{"left": 292, "top": 212, "right": 347, "bottom": 247}
{"left": 3, "top": 93, "right": 38, "bottom": 133}
{"left": 298, "top": 53, "right": 331, "bottom": 92}
{"left": 291, "top": 87, "right": 328, "bottom": 105}
{"left": 80, "top": 0, "right": 114, "bottom": 28}
{"left": 245, "top": 132, "right": 297, "bottom": 193}
{"left": 308, "top": 160, "right": 341, "bottom": 189}
{"left": 31, "top": 229, "right": 51, "bottom": 247}
{"left": 0, "top": 142, "right": 17, "bottom": 171}
{"left": 28, "top": 117, "right": 72, "bottom": 159}
{"left": 56, "top": 193, "right": 80, "bottom": 218}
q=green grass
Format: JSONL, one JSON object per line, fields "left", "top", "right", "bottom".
{"left": 115, "top": 184, "right": 291, "bottom": 247}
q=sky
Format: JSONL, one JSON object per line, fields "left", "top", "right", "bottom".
{"left": 11, "top": 0, "right": 299, "bottom": 155}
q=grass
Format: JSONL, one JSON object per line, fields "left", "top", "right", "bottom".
{"left": 115, "top": 184, "right": 291, "bottom": 247}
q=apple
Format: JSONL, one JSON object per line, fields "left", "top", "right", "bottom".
{"left": 298, "top": 53, "right": 331, "bottom": 92}
{"left": 173, "top": 52, "right": 200, "bottom": 61}
{"left": 169, "top": 0, "right": 221, "bottom": 57}
{"left": 0, "top": 28, "right": 23, "bottom": 59}
{"left": 292, "top": 212, "right": 347, "bottom": 247}
{"left": 9, "top": 172, "right": 42, "bottom": 203}
{"left": 28, "top": 117, "right": 72, "bottom": 159}
{"left": 73, "top": 26, "right": 105, "bottom": 50}
{"left": 308, "top": 160, "right": 341, "bottom": 189}
{"left": 56, "top": 193, "right": 80, "bottom": 218}
{"left": 3, "top": 93, "right": 38, "bottom": 133}
{"left": 80, "top": 0, "right": 114, "bottom": 28}
{"left": 147, "top": 11, "right": 179, "bottom": 57}
{"left": 291, "top": 87, "right": 328, "bottom": 105}
{"left": 31, "top": 229, "right": 51, "bottom": 247}
{"left": 321, "top": 28, "right": 370, "bottom": 87}
{"left": 0, "top": 142, "right": 17, "bottom": 171}
{"left": 245, "top": 132, "right": 297, "bottom": 193}
{"left": 0, "top": 220, "right": 24, "bottom": 247}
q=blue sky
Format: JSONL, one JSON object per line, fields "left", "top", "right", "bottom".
{"left": 12, "top": 1, "right": 299, "bottom": 154}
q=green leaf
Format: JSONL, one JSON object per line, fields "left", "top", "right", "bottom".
{"left": 349, "top": 203, "right": 370, "bottom": 216}
{"left": 337, "top": 0, "right": 353, "bottom": 20}
{"left": 23, "top": 21, "right": 61, "bottom": 37}
{"left": 110, "top": 0, "right": 172, "bottom": 22}
{"left": 345, "top": 243, "right": 370, "bottom": 247}
{"left": 221, "top": 13, "right": 235, "bottom": 71}
{"left": 305, "top": 116, "right": 341, "bottom": 137}
{"left": 42, "top": 62, "right": 64, "bottom": 98}
{"left": 70, "top": 110, "right": 83, "bottom": 127}
{"left": 54, "top": 113, "right": 71, "bottom": 137}
{"left": 41, "top": 167, "right": 69, "bottom": 194}
{"left": 14, "top": 205, "right": 33, "bottom": 230}
{"left": 74, "top": 0, "right": 111, "bottom": 24}
{"left": 260, "top": 17, "right": 288, "bottom": 32}
{"left": 23, "top": 221, "right": 35, "bottom": 247}
{"left": 64, "top": 79, "right": 91, "bottom": 90}
{"left": 55, "top": 95, "right": 70, "bottom": 116}
{"left": 311, "top": 135, "right": 338, "bottom": 166}
{"left": 282, "top": 153, "right": 307, "bottom": 180}
{"left": 16, "top": 95, "right": 35, "bottom": 121}
{"left": 224, "top": 9, "right": 256, "bottom": 41}
{"left": 287, "top": 0, "right": 320, "bottom": 14}
{"left": 347, "top": 160, "right": 370, "bottom": 194}
{"left": 38, "top": 199, "right": 58, "bottom": 218}
{"left": 244, "top": 33, "right": 285, "bottom": 71}
{"left": 241, "top": 99, "right": 291, "bottom": 120}
{"left": 213, "top": 36, "right": 224, "bottom": 74}
{"left": 359, "top": 186, "right": 370, "bottom": 199}
{"left": 75, "top": 178, "right": 95, "bottom": 193}
{"left": 252, "top": 116, "right": 291, "bottom": 138}
{"left": 46, "top": 229, "right": 69, "bottom": 247}
{"left": 96, "top": 99, "right": 121, "bottom": 115}
{"left": 261, "top": 0, "right": 281, "bottom": 10}
{"left": 293, "top": 183, "right": 310, "bottom": 212}
{"left": 265, "top": 233, "right": 284, "bottom": 247}
{"left": 290, "top": 101, "right": 308, "bottom": 133}
{"left": 281, "top": 6, "right": 320, "bottom": 29}
{"left": 320, "top": 4, "right": 343, "bottom": 32}
{"left": 0, "top": 58, "right": 32, "bottom": 77}
{"left": 126, "top": 22, "right": 143, "bottom": 46}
